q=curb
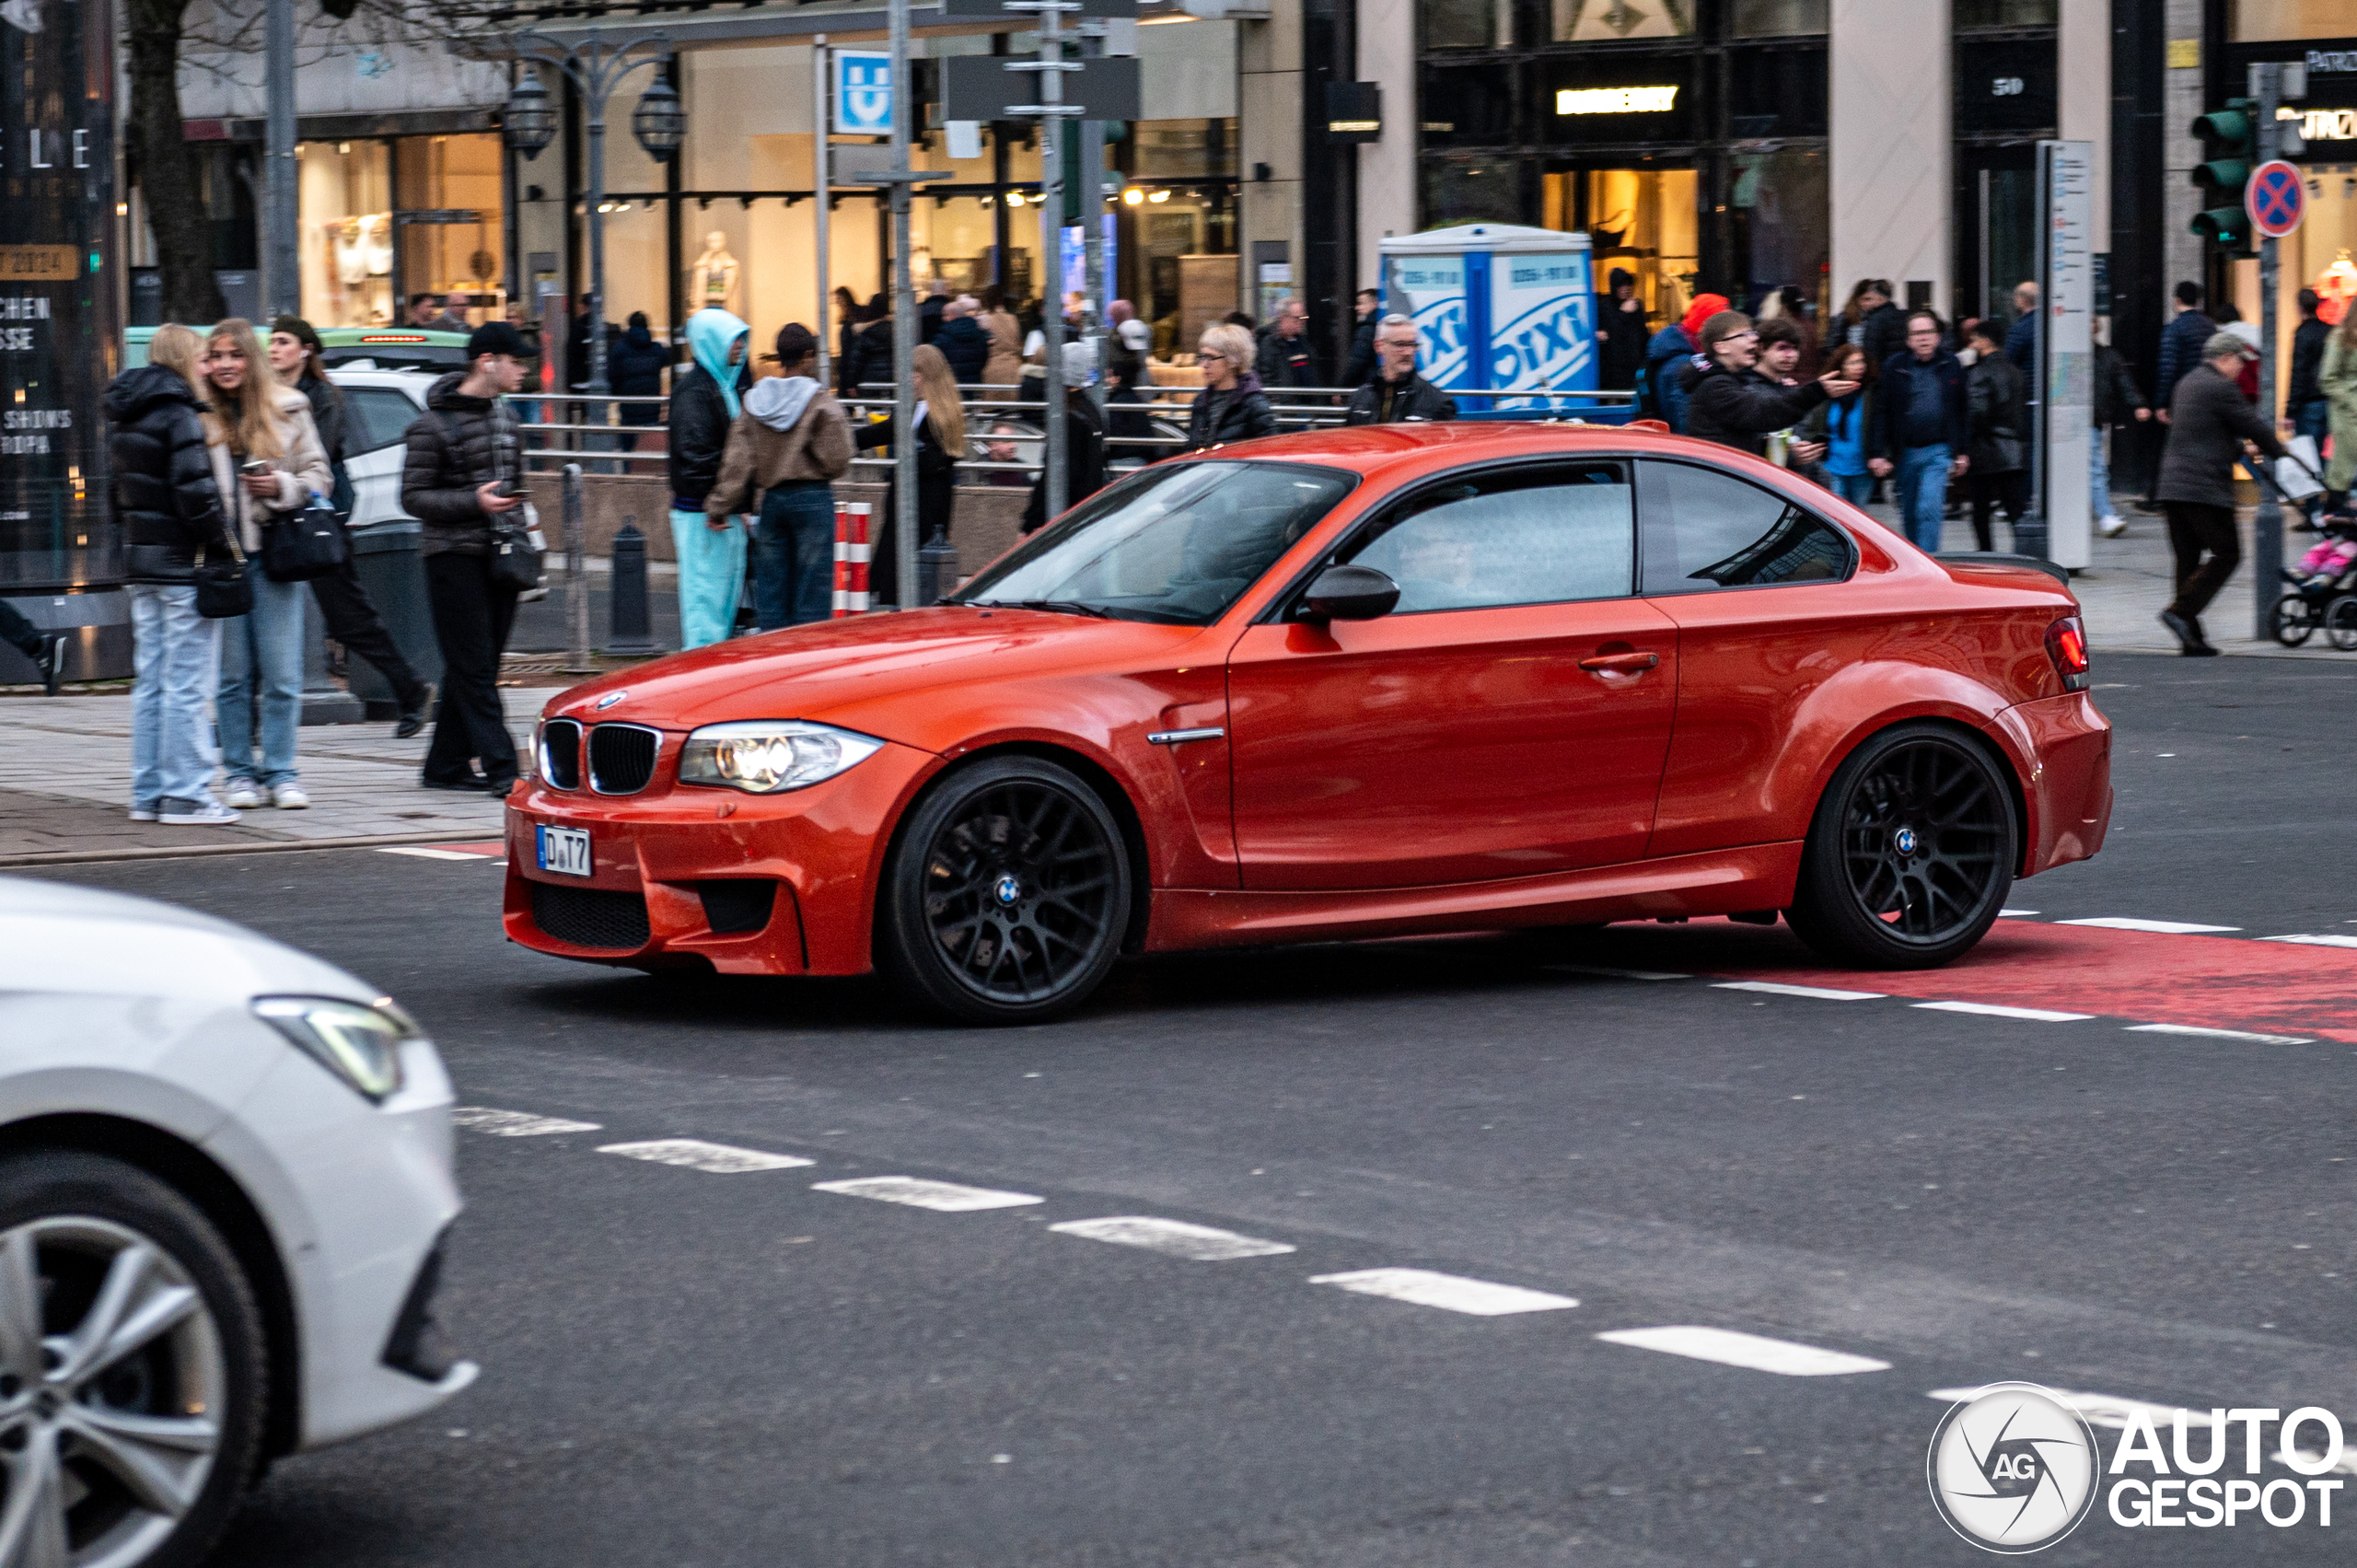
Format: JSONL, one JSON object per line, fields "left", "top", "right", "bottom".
{"left": 0, "top": 828, "right": 505, "bottom": 870}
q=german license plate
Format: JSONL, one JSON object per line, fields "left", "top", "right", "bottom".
{"left": 536, "top": 825, "right": 591, "bottom": 877}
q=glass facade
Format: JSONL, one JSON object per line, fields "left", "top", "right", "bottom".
{"left": 294, "top": 134, "right": 506, "bottom": 329}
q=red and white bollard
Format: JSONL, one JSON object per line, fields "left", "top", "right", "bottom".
{"left": 831, "top": 503, "right": 871, "bottom": 616}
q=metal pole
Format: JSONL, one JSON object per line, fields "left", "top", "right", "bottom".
{"left": 889, "top": 0, "right": 918, "bottom": 610}
{"left": 1081, "top": 90, "right": 1107, "bottom": 405}
{"left": 814, "top": 35, "right": 831, "bottom": 390}
{"left": 585, "top": 63, "right": 611, "bottom": 398}
{"left": 1039, "top": 0, "right": 1067, "bottom": 522}
{"left": 2252, "top": 60, "right": 2283, "bottom": 642}
{"left": 263, "top": 0, "right": 298, "bottom": 319}
{"left": 564, "top": 462, "right": 590, "bottom": 673}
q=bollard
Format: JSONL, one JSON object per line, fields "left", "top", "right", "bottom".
{"left": 916, "top": 507, "right": 958, "bottom": 609}
{"left": 563, "top": 463, "right": 591, "bottom": 674}
{"left": 609, "top": 517, "right": 658, "bottom": 656}
{"left": 831, "top": 504, "right": 872, "bottom": 617}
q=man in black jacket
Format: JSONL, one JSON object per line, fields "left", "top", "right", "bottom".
{"left": 1341, "top": 289, "right": 1380, "bottom": 389}
{"left": 1867, "top": 310, "right": 1970, "bottom": 550}
{"left": 1254, "top": 299, "right": 1322, "bottom": 389}
{"left": 1679, "top": 310, "right": 1853, "bottom": 457}
{"left": 401, "top": 323, "right": 528, "bottom": 793}
{"left": 1961, "top": 319, "right": 2029, "bottom": 552}
{"left": 1595, "top": 269, "right": 1649, "bottom": 390}
{"left": 2291, "top": 287, "right": 2332, "bottom": 444}
{"left": 1345, "top": 315, "right": 1457, "bottom": 425}
{"left": 609, "top": 312, "right": 670, "bottom": 450}
{"left": 2155, "top": 331, "right": 2289, "bottom": 656}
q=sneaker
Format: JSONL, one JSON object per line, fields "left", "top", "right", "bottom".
{"left": 33, "top": 633, "right": 66, "bottom": 697}
{"left": 127, "top": 805, "right": 157, "bottom": 823}
{"left": 157, "top": 798, "right": 241, "bottom": 826}
{"left": 271, "top": 783, "right": 310, "bottom": 809}
{"left": 223, "top": 780, "right": 265, "bottom": 809}
{"left": 2098, "top": 514, "right": 2127, "bottom": 538}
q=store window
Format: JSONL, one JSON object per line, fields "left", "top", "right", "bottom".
{"left": 1731, "top": 149, "right": 1827, "bottom": 313}
{"left": 1551, "top": 0, "right": 1692, "bottom": 41}
{"left": 1732, "top": 0, "right": 1826, "bottom": 36}
{"left": 2229, "top": 0, "right": 2351, "bottom": 40}
{"left": 1424, "top": 157, "right": 1527, "bottom": 227}
{"left": 1421, "top": 60, "right": 1527, "bottom": 146}
{"left": 1956, "top": 0, "right": 2056, "bottom": 23}
{"left": 1542, "top": 168, "right": 1699, "bottom": 330}
{"left": 1421, "top": 0, "right": 1512, "bottom": 51}
{"left": 298, "top": 141, "right": 393, "bottom": 327}
{"left": 394, "top": 134, "right": 506, "bottom": 327}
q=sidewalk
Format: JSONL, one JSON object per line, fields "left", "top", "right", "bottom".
{"left": 0, "top": 689, "right": 564, "bottom": 866}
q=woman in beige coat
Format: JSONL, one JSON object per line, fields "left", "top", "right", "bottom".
{"left": 979, "top": 284, "right": 1023, "bottom": 392}
{"left": 200, "top": 318, "right": 332, "bottom": 808}
{"left": 2321, "top": 312, "right": 2357, "bottom": 499}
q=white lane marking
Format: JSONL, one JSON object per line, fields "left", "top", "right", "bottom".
{"left": 2057, "top": 917, "right": 2241, "bottom": 935}
{"left": 811, "top": 1176, "right": 1043, "bottom": 1212}
{"left": 2260, "top": 933, "right": 2357, "bottom": 949}
{"left": 452, "top": 1107, "right": 602, "bottom": 1137}
{"left": 1049, "top": 1217, "right": 1295, "bottom": 1260}
{"left": 2128, "top": 1022, "right": 2316, "bottom": 1045}
{"left": 1912, "top": 1001, "right": 2094, "bottom": 1022}
{"left": 1307, "top": 1268, "right": 1578, "bottom": 1316}
{"left": 1713, "top": 981, "right": 1884, "bottom": 1001}
{"left": 1547, "top": 965, "right": 1692, "bottom": 981}
{"left": 597, "top": 1139, "right": 814, "bottom": 1173}
{"left": 379, "top": 846, "right": 493, "bottom": 862}
{"left": 1998, "top": 909, "right": 2040, "bottom": 917}
{"left": 1929, "top": 1386, "right": 2200, "bottom": 1433}
{"left": 1600, "top": 1326, "right": 1889, "bottom": 1376}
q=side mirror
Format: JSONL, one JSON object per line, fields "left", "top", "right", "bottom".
{"left": 1302, "top": 563, "right": 1400, "bottom": 621}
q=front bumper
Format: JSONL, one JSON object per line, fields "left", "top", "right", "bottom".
{"left": 503, "top": 738, "right": 938, "bottom": 976}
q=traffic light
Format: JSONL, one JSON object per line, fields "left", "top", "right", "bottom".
{"left": 1060, "top": 121, "right": 1127, "bottom": 224}
{"left": 2189, "top": 97, "right": 2257, "bottom": 250}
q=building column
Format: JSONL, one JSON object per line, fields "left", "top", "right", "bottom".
{"left": 2162, "top": 0, "right": 2206, "bottom": 299}
{"left": 1355, "top": 0, "right": 1414, "bottom": 290}
{"left": 1829, "top": 0, "right": 1949, "bottom": 311}
{"left": 1237, "top": 8, "right": 1303, "bottom": 321}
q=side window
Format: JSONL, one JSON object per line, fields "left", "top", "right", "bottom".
{"left": 342, "top": 389, "right": 425, "bottom": 457}
{"left": 1338, "top": 463, "right": 1633, "bottom": 614}
{"left": 1639, "top": 461, "right": 1857, "bottom": 595}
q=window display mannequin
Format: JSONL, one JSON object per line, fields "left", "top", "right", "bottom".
{"left": 688, "top": 232, "right": 740, "bottom": 316}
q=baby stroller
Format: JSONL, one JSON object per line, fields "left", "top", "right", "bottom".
{"left": 2267, "top": 452, "right": 2355, "bottom": 647}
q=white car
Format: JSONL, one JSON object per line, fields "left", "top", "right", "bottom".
{"left": 0, "top": 877, "right": 473, "bottom": 1565}
{"left": 327, "top": 367, "right": 441, "bottom": 531}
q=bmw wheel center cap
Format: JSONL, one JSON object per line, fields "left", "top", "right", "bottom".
{"left": 1894, "top": 827, "right": 1919, "bottom": 856}
{"left": 993, "top": 875, "right": 1024, "bottom": 908}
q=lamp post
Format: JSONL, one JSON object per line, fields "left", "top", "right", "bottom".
{"left": 503, "top": 30, "right": 681, "bottom": 398}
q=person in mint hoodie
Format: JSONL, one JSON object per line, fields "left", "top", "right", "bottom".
{"left": 667, "top": 307, "right": 753, "bottom": 649}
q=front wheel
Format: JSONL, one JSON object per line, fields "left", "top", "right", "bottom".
{"left": 1786, "top": 724, "right": 2016, "bottom": 969}
{"left": 877, "top": 756, "right": 1133, "bottom": 1024}
{"left": 2273, "top": 591, "right": 2319, "bottom": 646}
{"left": 2327, "top": 596, "right": 2357, "bottom": 652}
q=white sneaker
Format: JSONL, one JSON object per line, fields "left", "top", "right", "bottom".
{"left": 158, "top": 799, "right": 241, "bottom": 826}
{"left": 2098, "top": 514, "right": 2128, "bottom": 538}
{"left": 271, "top": 784, "right": 309, "bottom": 810}
{"left": 128, "top": 806, "right": 157, "bottom": 823}
{"left": 223, "top": 781, "right": 265, "bottom": 809}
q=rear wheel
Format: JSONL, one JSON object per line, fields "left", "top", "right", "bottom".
{"left": 2272, "top": 591, "right": 2319, "bottom": 646}
{"left": 877, "top": 757, "right": 1133, "bottom": 1024}
{"left": 1786, "top": 724, "right": 2015, "bottom": 969}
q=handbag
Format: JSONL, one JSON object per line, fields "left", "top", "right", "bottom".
{"left": 261, "top": 494, "right": 352, "bottom": 583}
{"left": 2277, "top": 436, "right": 2327, "bottom": 503}
{"left": 488, "top": 510, "right": 544, "bottom": 594}
{"left": 192, "top": 534, "right": 253, "bottom": 620}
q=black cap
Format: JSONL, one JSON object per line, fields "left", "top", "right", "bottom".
{"left": 467, "top": 321, "right": 528, "bottom": 359}
{"left": 1609, "top": 268, "right": 1634, "bottom": 289}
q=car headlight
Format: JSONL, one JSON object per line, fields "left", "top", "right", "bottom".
{"left": 677, "top": 720, "right": 885, "bottom": 795}
{"left": 253, "top": 995, "right": 414, "bottom": 1103}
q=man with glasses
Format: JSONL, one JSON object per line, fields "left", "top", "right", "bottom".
{"left": 1254, "top": 298, "right": 1323, "bottom": 389}
{"left": 1681, "top": 310, "right": 1855, "bottom": 457}
{"left": 1345, "top": 316, "right": 1456, "bottom": 426}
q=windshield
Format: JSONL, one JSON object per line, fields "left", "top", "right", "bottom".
{"left": 953, "top": 460, "right": 1355, "bottom": 624}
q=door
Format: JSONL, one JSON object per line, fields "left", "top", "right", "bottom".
{"left": 338, "top": 383, "right": 431, "bottom": 527}
{"left": 1226, "top": 460, "right": 1679, "bottom": 891}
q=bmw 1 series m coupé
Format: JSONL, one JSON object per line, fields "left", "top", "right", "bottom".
{"left": 503, "top": 422, "right": 2111, "bottom": 1024}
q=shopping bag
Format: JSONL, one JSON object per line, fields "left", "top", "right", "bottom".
{"left": 2277, "top": 436, "right": 2326, "bottom": 503}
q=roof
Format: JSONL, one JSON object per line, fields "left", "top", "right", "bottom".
{"left": 1378, "top": 224, "right": 1594, "bottom": 256}
{"left": 1195, "top": 418, "right": 1722, "bottom": 477}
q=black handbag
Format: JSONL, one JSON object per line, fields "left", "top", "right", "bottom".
{"left": 192, "top": 535, "right": 253, "bottom": 620}
{"left": 488, "top": 514, "right": 543, "bottom": 594}
{"left": 262, "top": 496, "right": 350, "bottom": 583}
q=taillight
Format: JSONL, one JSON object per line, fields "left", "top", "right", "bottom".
{"left": 2045, "top": 616, "right": 2090, "bottom": 691}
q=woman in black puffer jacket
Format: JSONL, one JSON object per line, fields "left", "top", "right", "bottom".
{"left": 109, "top": 324, "right": 237, "bottom": 825}
{"left": 1178, "top": 322, "right": 1276, "bottom": 455}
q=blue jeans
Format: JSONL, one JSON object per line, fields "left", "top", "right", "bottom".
{"left": 669, "top": 507, "right": 749, "bottom": 651}
{"left": 1895, "top": 443, "right": 1952, "bottom": 552}
{"left": 129, "top": 584, "right": 221, "bottom": 810}
{"left": 753, "top": 482, "right": 839, "bottom": 631}
{"left": 2090, "top": 428, "right": 2114, "bottom": 520}
{"left": 2295, "top": 398, "right": 2330, "bottom": 444}
{"left": 1825, "top": 470, "right": 1875, "bottom": 505}
{"left": 215, "top": 574, "right": 306, "bottom": 788}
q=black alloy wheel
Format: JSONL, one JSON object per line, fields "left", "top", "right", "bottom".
{"left": 879, "top": 756, "right": 1132, "bottom": 1024}
{"left": 1787, "top": 724, "right": 2015, "bottom": 969}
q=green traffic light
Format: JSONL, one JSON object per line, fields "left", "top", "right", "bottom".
{"left": 2192, "top": 157, "right": 2249, "bottom": 191}
{"left": 2190, "top": 205, "right": 2252, "bottom": 248}
{"left": 2189, "top": 108, "right": 2254, "bottom": 147}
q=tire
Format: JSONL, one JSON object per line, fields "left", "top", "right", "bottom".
{"left": 2272, "top": 592, "right": 2318, "bottom": 647}
{"left": 877, "top": 755, "right": 1134, "bottom": 1024}
{"left": 0, "top": 1150, "right": 267, "bottom": 1568}
{"left": 1785, "top": 724, "right": 2016, "bottom": 970}
{"left": 2328, "top": 596, "right": 2357, "bottom": 652}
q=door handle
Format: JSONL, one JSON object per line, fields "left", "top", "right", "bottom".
{"left": 1577, "top": 651, "right": 1659, "bottom": 674}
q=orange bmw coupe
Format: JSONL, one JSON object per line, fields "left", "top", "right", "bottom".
{"left": 503, "top": 423, "right": 2111, "bottom": 1023}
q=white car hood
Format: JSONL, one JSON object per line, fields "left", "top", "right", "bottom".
{"left": 0, "top": 877, "right": 379, "bottom": 1006}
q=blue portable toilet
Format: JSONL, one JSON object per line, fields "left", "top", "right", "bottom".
{"left": 1378, "top": 224, "right": 1615, "bottom": 421}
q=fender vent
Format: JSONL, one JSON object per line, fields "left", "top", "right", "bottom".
{"left": 696, "top": 880, "right": 776, "bottom": 935}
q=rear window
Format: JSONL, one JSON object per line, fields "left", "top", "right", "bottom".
{"left": 1639, "top": 460, "right": 1856, "bottom": 594}
{"left": 321, "top": 343, "right": 469, "bottom": 373}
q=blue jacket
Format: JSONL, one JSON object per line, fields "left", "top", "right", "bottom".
{"left": 1643, "top": 324, "right": 1696, "bottom": 431}
{"left": 934, "top": 315, "right": 992, "bottom": 385}
{"left": 2004, "top": 312, "right": 2037, "bottom": 376}
{"left": 1870, "top": 349, "right": 1969, "bottom": 460}
{"left": 2154, "top": 309, "right": 2216, "bottom": 411}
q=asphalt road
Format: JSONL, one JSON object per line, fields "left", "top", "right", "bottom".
{"left": 25, "top": 651, "right": 2357, "bottom": 1567}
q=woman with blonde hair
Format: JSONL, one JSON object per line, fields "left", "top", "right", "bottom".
{"left": 110, "top": 323, "right": 237, "bottom": 823}
{"left": 853, "top": 343, "right": 966, "bottom": 606}
{"left": 1179, "top": 321, "right": 1276, "bottom": 453}
{"left": 200, "top": 319, "right": 331, "bottom": 810}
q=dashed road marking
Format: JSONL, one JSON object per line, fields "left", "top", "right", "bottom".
{"left": 598, "top": 1139, "right": 815, "bottom": 1173}
{"left": 812, "top": 1176, "right": 1044, "bottom": 1212}
{"left": 381, "top": 846, "right": 493, "bottom": 862}
{"left": 1049, "top": 1217, "right": 1295, "bottom": 1260}
{"left": 1600, "top": 1326, "right": 1889, "bottom": 1376}
{"left": 452, "top": 1107, "right": 602, "bottom": 1136}
{"left": 2058, "top": 917, "right": 2241, "bottom": 935}
{"left": 1548, "top": 965, "right": 1692, "bottom": 981}
{"left": 1912, "top": 1000, "right": 2094, "bottom": 1022}
{"left": 1307, "top": 1268, "right": 1578, "bottom": 1316}
{"left": 2259, "top": 934, "right": 2357, "bottom": 949}
{"left": 1999, "top": 909, "right": 2040, "bottom": 917}
{"left": 1713, "top": 981, "right": 1884, "bottom": 1001}
{"left": 1927, "top": 1386, "right": 2196, "bottom": 1432}
{"left": 2128, "top": 1022, "right": 2316, "bottom": 1045}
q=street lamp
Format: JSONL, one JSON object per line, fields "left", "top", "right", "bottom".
{"left": 501, "top": 30, "right": 679, "bottom": 396}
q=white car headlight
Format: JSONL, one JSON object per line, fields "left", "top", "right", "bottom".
{"left": 253, "top": 995, "right": 414, "bottom": 1103}
{"left": 677, "top": 720, "right": 885, "bottom": 795}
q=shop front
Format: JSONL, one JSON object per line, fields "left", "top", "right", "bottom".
{"left": 295, "top": 132, "right": 507, "bottom": 329}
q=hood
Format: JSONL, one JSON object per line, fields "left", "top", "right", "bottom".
{"left": 685, "top": 308, "right": 750, "bottom": 419}
{"left": 1225, "top": 372, "right": 1268, "bottom": 399}
{"left": 745, "top": 375, "right": 821, "bottom": 432}
{"left": 1681, "top": 294, "right": 1729, "bottom": 340}
{"left": 103, "top": 365, "right": 201, "bottom": 424}
{"left": 0, "top": 875, "right": 384, "bottom": 1007}
{"left": 425, "top": 370, "right": 493, "bottom": 412}
{"left": 937, "top": 316, "right": 988, "bottom": 342}
{"left": 623, "top": 324, "right": 654, "bottom": 348}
